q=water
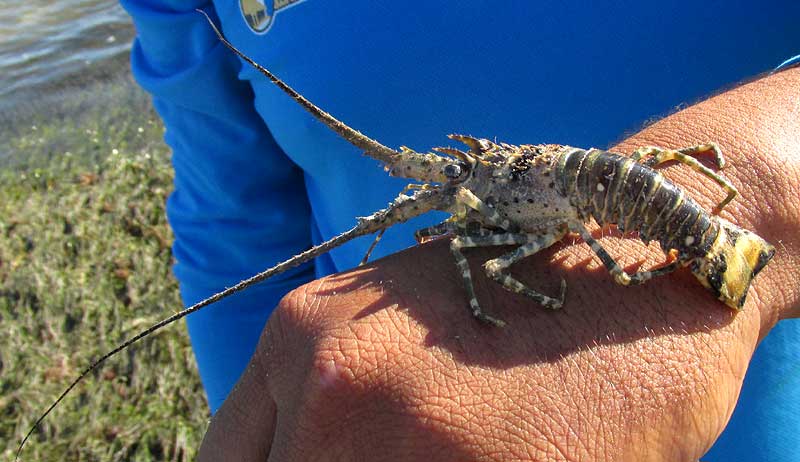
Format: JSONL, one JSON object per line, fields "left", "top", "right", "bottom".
{"left": 0, "top": 0, "right": 134, "bottom": 113}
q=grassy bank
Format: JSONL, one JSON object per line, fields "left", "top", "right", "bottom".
{"left": 0, "top": 76, "right": 206, "bottom": 461}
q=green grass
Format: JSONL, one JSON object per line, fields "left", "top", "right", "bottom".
{"left": 0, "top": 76, "right": 207, "bottom": 461}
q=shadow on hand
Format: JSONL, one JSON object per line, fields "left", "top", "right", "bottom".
{"left": 307, "top": 235, "right": 738, "bottom": 370}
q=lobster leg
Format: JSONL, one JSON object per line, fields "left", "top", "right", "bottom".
{"left": 450, "top": 233, "right": 531, "bottom": 326}
{"left": 415, "top": 217, "right": 499, "bottom": 243}
{"left": 482, "top": 229, "right": 568, "bottom": 310}
{"left": 451, "top": 230, "right": 565, "bottom": 326}
{"left": 631, "top": 144, "right": 737, "bottom": 213}
{"left": 415, "top": 220, "right": 460, "bottom": 242}
{"left": 573, "top": 222, "right": 681, "bottom": 286}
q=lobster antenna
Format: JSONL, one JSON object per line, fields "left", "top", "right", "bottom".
{"left": 196, "top": 9, "right": 400, "bottom": 165}
{"left": 18, "top": 181, "right": 443, "bottom": 460}
{"left": 16, "top": 221, "right": 381, "bottom": 461}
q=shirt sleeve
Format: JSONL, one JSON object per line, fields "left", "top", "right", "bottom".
{"left": 121, "top": 0, "right": 315, "bottom": 413}
{"left": 775, "top": 54, "right": 800, "bottom": 71}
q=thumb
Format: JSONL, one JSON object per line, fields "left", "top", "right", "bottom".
{"left": 198, "top": 358, "right": 277, "bottom": 462}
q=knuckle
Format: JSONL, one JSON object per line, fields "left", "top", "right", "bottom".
{"left": 272, "top": 277, "right": 346, "bottom": 339}
{"left": 257, "top": 281, "right": 335, "bottom": 384}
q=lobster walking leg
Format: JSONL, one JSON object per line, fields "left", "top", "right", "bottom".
{"left": 481, "top": 230, "right": 568, "bottom": 309}
{"left": 450, "top": 232, "right": 537, "bottom": 326}
{"left": 631, "top": 144, "right": 738, "bottom": 213}
{"left": 415, "top": 214, "right": 501, "bottom": 243}
{"left": 415, "top": 221, "right": 460, "bottom": 242}
{"left": 572, "top": 222, "right": 681, "bottom": 286}
{"left": 451, "top": 229, "right": 566, "bottom": 325}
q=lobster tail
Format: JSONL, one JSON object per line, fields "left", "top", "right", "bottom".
{"left": 690, "top": 218, "right": 774, "bottom": 310}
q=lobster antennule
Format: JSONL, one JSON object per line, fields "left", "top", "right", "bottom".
{"left": 433, "top": 146, "right": 474, "bottom": 164}
{"left": 196, "top": 9, "right": 400, "bottom": 166}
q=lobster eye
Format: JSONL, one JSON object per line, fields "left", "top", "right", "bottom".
{"left": 442, "top": 163, "right": 463, "bottom": 180}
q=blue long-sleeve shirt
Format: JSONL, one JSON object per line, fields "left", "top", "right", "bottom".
{"left": 121, "top": 1, "right": 800, "bottom": 459}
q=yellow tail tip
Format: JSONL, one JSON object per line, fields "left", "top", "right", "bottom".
{"left": 691, "top": 219, "right": 774, "bottom": 310}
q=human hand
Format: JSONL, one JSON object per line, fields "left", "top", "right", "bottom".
{"left": 198, "top": 67, "right": 800, "bottom": 461}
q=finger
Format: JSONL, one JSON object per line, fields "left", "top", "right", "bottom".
{"left": 198, "top": 358, "right": 277, "bottom": 462}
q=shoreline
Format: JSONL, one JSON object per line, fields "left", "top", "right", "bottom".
{"left": 1, "top": 65, "right": 152, "bottom": 169}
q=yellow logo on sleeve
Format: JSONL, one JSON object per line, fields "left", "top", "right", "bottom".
{"left": 240, "top": 0, "right": 307, "bottom": 34}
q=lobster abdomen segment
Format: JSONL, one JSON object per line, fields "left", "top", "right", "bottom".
{"left": 556, "top": 148, "right": 718, "bottom": 257}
